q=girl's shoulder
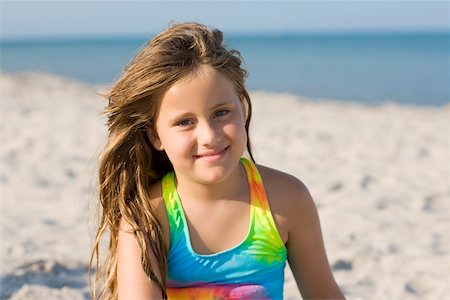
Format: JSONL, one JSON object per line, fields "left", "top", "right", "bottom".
{"left": 256, "top": 164, "right": 311, "bottom": 204}
{"left": 256, "top": 164, "right": 316, "bottom": 234}
{"left": 147, "top": 179, "right": 171, "bottom": 248}
{"left": 119, "top": 179, "right": 170, "bottom": 244}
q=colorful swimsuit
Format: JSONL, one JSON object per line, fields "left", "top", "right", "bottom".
{"left": 162, "top": 157, "right": 287, "bottom": 299}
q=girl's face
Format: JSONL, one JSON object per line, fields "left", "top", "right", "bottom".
{"left": 148, "top": 66, "right": 247, "bottom": 185}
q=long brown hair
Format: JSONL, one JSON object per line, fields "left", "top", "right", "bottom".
{"left": 90, "top": 22, "right": 254, "bottom": 299}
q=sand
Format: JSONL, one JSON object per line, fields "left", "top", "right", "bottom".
{"left": 1, "top": 72, "right": 448, "bottom": 299}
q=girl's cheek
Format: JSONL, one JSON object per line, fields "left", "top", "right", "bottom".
{"left": 223, "top": 122, "right": 247, "bottom": 139}
{"left": 170, "top": 133, "right": 194, "bottom": 148}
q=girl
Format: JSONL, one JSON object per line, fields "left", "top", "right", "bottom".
{"left": 90, "top": 22, "right": 345, "bottom": 300}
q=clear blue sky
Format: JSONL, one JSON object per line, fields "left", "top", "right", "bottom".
{"left": 1, "top": 1, "right": 449, "bottom": 40}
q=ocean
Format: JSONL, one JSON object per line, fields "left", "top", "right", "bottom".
{"left": 1, "top": 32, "right": 449, "bottom": 106}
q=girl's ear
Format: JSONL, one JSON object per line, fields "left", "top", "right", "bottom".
{"left": 146, "top": 127, "right": 164, "bottom": 151}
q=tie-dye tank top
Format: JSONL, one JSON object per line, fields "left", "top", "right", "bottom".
{"left": 161, "top": 157, "right": 287, "bottom": 299}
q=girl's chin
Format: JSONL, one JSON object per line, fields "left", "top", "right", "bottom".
{"left": 195, "top": 167, "right": 232, "bottom": 184}
{"left": 194, "top": 161, "right": 241, "bottom": 184}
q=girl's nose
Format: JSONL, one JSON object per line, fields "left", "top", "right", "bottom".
{"left": 197, "top": 120, "right": 221, "bottom": 146}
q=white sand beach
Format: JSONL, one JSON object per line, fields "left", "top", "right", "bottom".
{"left": 1, "top": 72, "right": 448, "bottom": 299}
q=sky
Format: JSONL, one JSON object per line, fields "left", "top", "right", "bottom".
{"left": 1, "top": 1, "right": 449, "bottom": 40}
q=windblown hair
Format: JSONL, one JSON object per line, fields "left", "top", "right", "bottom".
{"left": 90, "top": 22, "right": 254, "bottom": 299}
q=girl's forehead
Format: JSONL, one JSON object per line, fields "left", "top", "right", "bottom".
{"left": 160, "top": 66, "right": 239, "bottom": 108}
{"left": 171, "top": 65, "right": 232, "bottom": 91}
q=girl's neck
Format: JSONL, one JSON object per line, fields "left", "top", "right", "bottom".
{"left": 174, "top": 163, "right": 247, "bottom": 203}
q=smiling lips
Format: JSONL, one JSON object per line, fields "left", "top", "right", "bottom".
{"left": 194, "top": 146, "right": 229, "bottom": 162}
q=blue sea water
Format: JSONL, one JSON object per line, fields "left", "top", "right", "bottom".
{"left": 1, "top": 32, "right": 449, "bottom": 105}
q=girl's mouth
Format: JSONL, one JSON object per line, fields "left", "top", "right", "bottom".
{"left": 194, "top": 146, "right": 229, "bottom": 162}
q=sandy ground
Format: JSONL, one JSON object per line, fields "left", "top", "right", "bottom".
{"left": 1, "top": 72, "right": 449, "bottom": 299}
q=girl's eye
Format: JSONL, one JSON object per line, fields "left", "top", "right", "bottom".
{"left": 176, "top": 119, "right": 194, "bottom": 127}
{"left": 214, "top": 109, "right": 229, "bottom": 118}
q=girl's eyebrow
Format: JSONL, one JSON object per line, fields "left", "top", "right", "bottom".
{"left": 209, "top": 99, "right": 236, "bottom": 109}
{"left": 168, "top": 111, "right": 193, "bottom": 123}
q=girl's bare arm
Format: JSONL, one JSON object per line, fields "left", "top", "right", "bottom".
{"left": 259, "top": 165, "right": 344, "bottom": 299}
{"left": 117, "top": 218, "right": 163, "bottom": 299}
{"left": 285, "top": 180, "right": 345, "bottom": 299}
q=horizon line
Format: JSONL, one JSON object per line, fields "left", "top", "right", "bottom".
{"left": 2, "top": 28, "right": 449, "bottom": 44}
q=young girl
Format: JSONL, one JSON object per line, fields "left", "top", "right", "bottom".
{"left": 90, "top": 22, "right": 345, "bottom": 300}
